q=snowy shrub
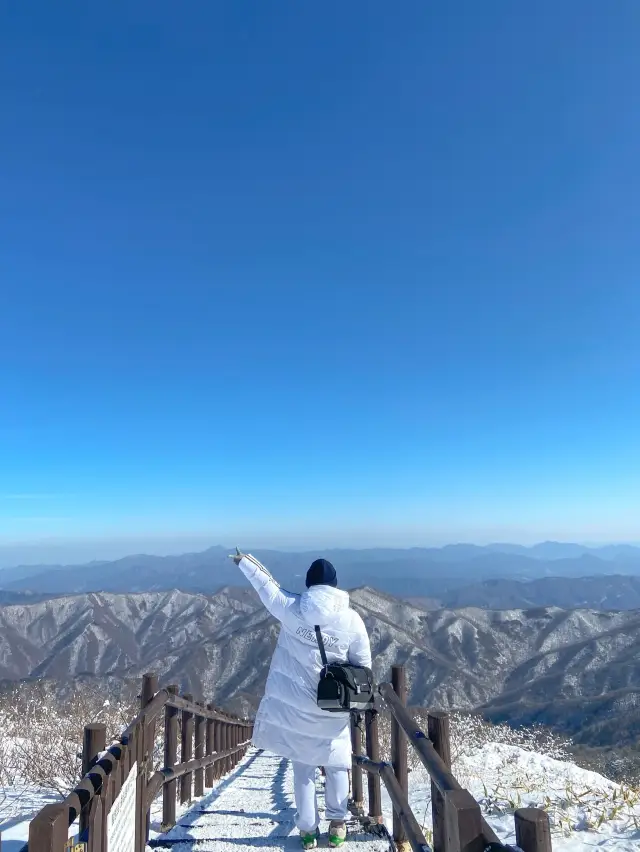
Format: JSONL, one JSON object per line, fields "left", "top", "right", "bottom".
{"left": 0, "top": 735, "right": 19, "bottom": 818}
{"left": 466, "top": 745, "right": 640, "bottom": 837}
{"left": 0, "top": 680, "right": 142, "bottom": 796}
{"left": 375, "top": 707, "right": 571, "bottom": 771}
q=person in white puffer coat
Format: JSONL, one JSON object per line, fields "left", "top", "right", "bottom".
{"left": 231, "top": 550, "right": 372, "bottom": 850}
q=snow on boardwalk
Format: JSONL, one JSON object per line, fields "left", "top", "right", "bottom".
{"left": 148, "top": 749, "right": 391, "bottom": 852}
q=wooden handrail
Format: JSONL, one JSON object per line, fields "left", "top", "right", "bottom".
{"left": 379, "top": 683, "right": 464, "bottom": 796}
{"left": 146, "top": 740, "right": 252, "bottom": 808}
{"left": 25, "top": 674, "right": 254, "bottom": 852}
{"left": 120, "top": 687, "right": 170, "bottom": 743}
{"left": 354, "top": 755, "right": 430, "bottom": 852}
{"left": 166, "top": 692, "right": 239, "bottom": 724}
{"left": 56, "top": 741, "right": 124, "bottom": 825}
{"left": 380, "top": 681, "right": 500, "bottom": 846}
{"left": 358, "top": 667, "right": 552, "bottom": 852}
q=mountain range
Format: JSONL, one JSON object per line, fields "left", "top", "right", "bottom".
{"left": 1, "top": 584, "right": 640, "bottom": 748}
{"left": 3, "top": 543, "right": 640, "bottom": 605}
{"left": 435, "top": 574, "right": 640, "bottom": 611}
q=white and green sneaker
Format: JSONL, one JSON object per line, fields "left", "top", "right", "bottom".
{"left": 328, "top": 821, "right": 347, "bottom": 848}
{"left": 300, "top": 829, "right": 319, "bottom": 850}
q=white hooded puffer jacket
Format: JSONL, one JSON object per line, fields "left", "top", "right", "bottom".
{"left": 238, "top": 554, "right": 372, "bottom": 769}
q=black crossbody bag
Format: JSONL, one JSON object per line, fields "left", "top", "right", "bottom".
{"left": 314, "top": 625, "right": 375, "bottom": 713}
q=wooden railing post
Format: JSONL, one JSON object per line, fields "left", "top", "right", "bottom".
{"left": 162, "top": 685, "right": 179, "bottom": 830}
{"left": 229, "top": 719, "right": 235, "bottom": 771}
{"left": 141, "top": 672, "right": 158, "bottom": 707}
{"left": 515, "top": 808, "right": 552, "bottom": 852}
{"left": 213, "top": 717, "right": 222, "bottom": 780}
{"left": 428, "top": 711, "right": 451, "bottom": 852}
{"left": 350, "top": 714, "right": 364, "bottom": 813}
{"left": 87, "top": 784, "right": 104, "bottom": 852}
{"left": 29, "top": 803, "right": 68, "bottom": 852}
{"left": 180, "top": 693, "right": 194, "bottom": 804}
{"left": 221, "top": 719, "right": 227, "bottom": 774}
{"left": 194, "top": 702, "right": 206, "bottom": 797}
{"left": 80, "top": 723, "right": 107, "bottom": 836}
{"left": 137, "top": 672, "right": 158, "bottom": 852}
{"left": 444, "top": 789, "right": 484, "bottom": 852}
{"left": 391, "top": 665, "right": 409, "bottom": 852}
{"left": 365, "top": 709, "right": 382, "bottom": 821}
{"left": 82, "top": 723, "right": 107, "bottom": 775}
{"left": 205, "top": 703, "right": 215, "bottom": 787}
{"left": 221, "top": 720, "right": 230, "bottom": 774}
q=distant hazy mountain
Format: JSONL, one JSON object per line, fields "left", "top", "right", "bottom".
{"left": 0, "top": 589, "right": 58, "bottom": 605}
{"left": 440, "top": 574, "right": 640, "bottom": 611}
{"left": 2, "top": 543, "right": 640, "bottom": 599}
{"left": 0, "top": 537, "right": 226, "bottom": 571}
{"left": 2, "top": 585, "right": 640, "bottom": 747}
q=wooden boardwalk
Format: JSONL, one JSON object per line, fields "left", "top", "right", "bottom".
{"left": 148, "top": 750, "right": 391, "bottom": 852}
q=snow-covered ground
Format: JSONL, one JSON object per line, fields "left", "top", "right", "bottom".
{"left": 0, "top": 784, "right": 59, "bottom": 852}
{"left": 379, "top": 742, "right": 640, "bottom": 852}
{"left": 2, "top": 744, "right": 640, "bottom": 851}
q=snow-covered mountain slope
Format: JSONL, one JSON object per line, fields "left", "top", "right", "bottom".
{"left": 2, "top": 587, "right": 640, "bottom": 745}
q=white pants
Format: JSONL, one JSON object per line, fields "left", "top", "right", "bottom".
{"left": 292, "top": 763, "right": 349, "bottom": 833}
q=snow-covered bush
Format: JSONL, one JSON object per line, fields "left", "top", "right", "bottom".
{"left": 375, "top": 707, "right": 571, "bottom": 770}
{"left": 0, "top": 679, "right": 141, "bottom": 796}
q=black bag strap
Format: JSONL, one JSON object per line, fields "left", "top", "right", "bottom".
{"left": 314, "top": 625, "right": 329, "bottom": 667}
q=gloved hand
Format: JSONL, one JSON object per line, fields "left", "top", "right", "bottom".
{"left": 228, "top": 546, "right": 246, "bottom": 566}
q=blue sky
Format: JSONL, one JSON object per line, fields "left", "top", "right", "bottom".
{"left": 1, "top": 1, "right": 639, "bottom": 553}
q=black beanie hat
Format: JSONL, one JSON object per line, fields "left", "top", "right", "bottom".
{"left": 306, "top": 558, "right": 337, "bottom": 588}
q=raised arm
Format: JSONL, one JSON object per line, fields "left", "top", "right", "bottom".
{"left": 348, "top": 611, "right": 372, "bottom": 669}
{"left": 234, "top": 552, "right": 298, "bottom": 622}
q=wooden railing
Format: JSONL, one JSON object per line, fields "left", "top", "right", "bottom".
{"left": 352, "top": 665, "right": 552, "bottom": 852}
{"left": 25, "top": 674, "right": 253, "bottom": 852}
{"left": 20, "top": 665, "right": 553, "bottom": 852}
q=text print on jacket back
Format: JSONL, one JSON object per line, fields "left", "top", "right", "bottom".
{"left": 296, "top": 625, "right": 339, "bottom": 647}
